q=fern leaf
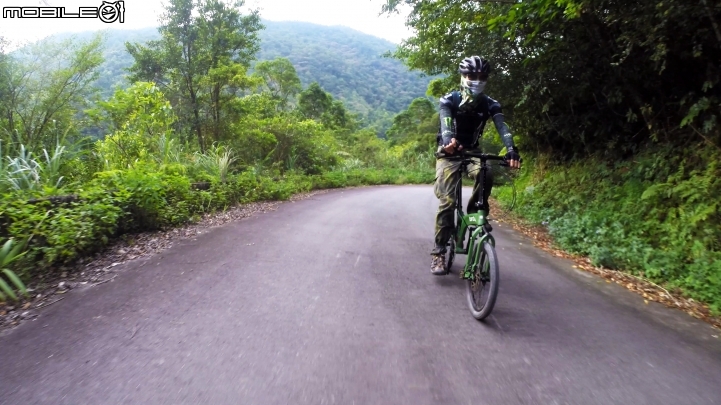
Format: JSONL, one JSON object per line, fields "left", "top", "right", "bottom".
{"left": 641, "top": 184, "right": 663, "bottom": 200}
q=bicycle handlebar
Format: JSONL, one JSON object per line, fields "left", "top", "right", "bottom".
{"left": 435, "top": 150, "right": 509, "bottom": 166}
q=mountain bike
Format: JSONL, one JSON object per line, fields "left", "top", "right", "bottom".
{"left": 436, "top": 149, "right": 508, "bottom": 320}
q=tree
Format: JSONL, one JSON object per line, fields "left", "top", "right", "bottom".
{"left": 0, "top": 36, "right": 11, "bottom": 142}
{"left": 296, "top": 82, "right": 358, "bottom": 131}
{"left": 0, "top": 35, "right": 103, "bottom": 151}
{"left": 126, "top": 0, "right": 263, "bottom": 152}
{"left": 254, "top": 58, "right": 302, "bottom": 110}
{"left": 93, "top": 82, "right": 176, "bottom": 169}
{"left": 385, "top": 97, "right": 436, "bottom": 145}
{"left": 297, "top": 82, "right": 333, "bottom": 120}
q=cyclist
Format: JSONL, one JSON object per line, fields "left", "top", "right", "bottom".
{"left": 431, "top": 55, "right": 521, "bottom": 275}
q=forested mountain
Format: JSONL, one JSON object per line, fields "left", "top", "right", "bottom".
{"left": 256, "top": 21, "right": 432, "bottom": 124}
{"left": 45, "top": 21, "right": 433, "bottom": 132}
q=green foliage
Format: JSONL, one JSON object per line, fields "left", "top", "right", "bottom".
{"left": 92, "top": 82, "right": 176, "bottom": 169}
{"left": 258, "top": 115, "right": 341, "bottom": 175}
{"left": 193, "top": 145, "right": 237, "bottom": 183}
{"left": 0, "top": 35, "right": 104, "bottom": 151}
{"left": 298, "top": 82, "right": 332, "bottom": 120}
{"left": 384, "top": 0, "right": 721, "bottom": 158}
{"left": 257, "top": 20, "right": 434, "bottom": 133}
{"left": 0, "top": 238, "right": 28, "bottom": 302}
{"left": 230, "top": 103, "right": 346, "bottom": 176}
{"left": 94, "top": 167, "right": 185, "bottom": 232}
{"left": 253, "top": 57, "right": 302, "bottom": 110}
{"left": 1, "top": 187, "right": 121, "bottom": 267}
{"left": 311, "top": 168, "right": 434, "bottom": 189}
{"left": 1, "top": 142, "right": 68, "bottom": 192}
{"left": 126, "top": 0, "right": 263, "bottom": 151}
{"left": 58, "top": 22, "right": 433, "bottom": 136}
{"left": 494, "top": 148, "right": 721, "bottom": 313}
{"left": 385, "top": 97, "right": 437, "bottom": 147}
{"left": 297, "top": 82, "right": 358, "bottom": 131}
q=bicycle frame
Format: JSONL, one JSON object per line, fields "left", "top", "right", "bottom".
{"left": 451, "top": 161, "right": 495, "bottom": 279}
{"left": 452, "top": 158, "right": 496, "bottom": 253}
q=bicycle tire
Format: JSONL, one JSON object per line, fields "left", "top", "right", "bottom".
{"left": 465, "top": 239, "right": 499, "bottom": 320}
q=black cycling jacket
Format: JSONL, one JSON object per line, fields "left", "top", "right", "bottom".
{"left": 438, "top": 91, "right": 515, "bottom": 150}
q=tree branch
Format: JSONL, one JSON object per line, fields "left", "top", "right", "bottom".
{"left": 689, "top": 123, "right": 721, "bottom": 152}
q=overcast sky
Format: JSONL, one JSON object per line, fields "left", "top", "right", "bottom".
{"left": 0, "top": 0, "right": 412, "bottom": 47}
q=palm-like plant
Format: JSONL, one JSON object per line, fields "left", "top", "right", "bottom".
{"left": 0, "top": 238, "right": 29, "bottom": 302}
{"left": 2, "top": 142, "right": 67, "bottom": 191}
{"left": 42, "top": 143, "right": 66, "bottom": 188}
{"left": 156, "top": 134, "right": 182, "bottom": 166}
{"left": 4, "top": 144, "right": 42, "bottom": 191}
{"left": 194, "top": 146, "right": 237, "bottom": 183}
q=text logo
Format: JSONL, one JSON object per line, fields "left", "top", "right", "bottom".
{"left": 3, "top": 1, "right": 125, "bottom": 24}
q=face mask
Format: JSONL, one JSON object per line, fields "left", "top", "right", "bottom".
{"left": 462, "top": 77, "right": 486, "bottom": 95}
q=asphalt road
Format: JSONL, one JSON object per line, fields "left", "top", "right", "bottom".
{"left": 1, "top": 186, "right": 720, "bottom": 405}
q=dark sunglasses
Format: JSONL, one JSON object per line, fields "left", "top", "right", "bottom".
{"left": 465, "top": 73, "right": 488, "bottom": 81}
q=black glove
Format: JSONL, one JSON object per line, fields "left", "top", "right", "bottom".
{"left": 505, "top": 146, "right": 520, "bottom": 162}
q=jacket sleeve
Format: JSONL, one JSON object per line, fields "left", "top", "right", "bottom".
{"left": 439, "top": 93, "right": 455, "bottom": 146}
{"left": 488, "top": 96, "right": 516, "bottom": 150}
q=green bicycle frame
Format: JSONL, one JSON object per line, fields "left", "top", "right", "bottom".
{"left": 455, "top": 210, "right": 496, "bottom": 279}
{"left": 454, "top": 210, "right": 494, "bottom": 251}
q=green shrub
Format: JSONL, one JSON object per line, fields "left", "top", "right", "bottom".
{"left": 494, "top": 147, "right": 721, "bottom": 313}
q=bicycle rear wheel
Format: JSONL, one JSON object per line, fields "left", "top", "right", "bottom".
{"left": 465, "top": 240, "right": 499, "bottom": 320}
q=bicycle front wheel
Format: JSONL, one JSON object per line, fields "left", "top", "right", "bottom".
{"left": 465, "top": 240, "right": 499, "bottom": 320}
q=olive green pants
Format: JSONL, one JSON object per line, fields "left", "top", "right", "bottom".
{"left": 432, "top": 157, "right": 493, "bottom": 254}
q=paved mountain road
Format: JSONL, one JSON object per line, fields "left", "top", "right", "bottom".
{"left": 1, "top": 186, "right": 720, "bottom": 405}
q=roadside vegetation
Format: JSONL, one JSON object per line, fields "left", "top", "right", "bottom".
{"left": 0, "top": 0, "right": 435, "bottom": 301}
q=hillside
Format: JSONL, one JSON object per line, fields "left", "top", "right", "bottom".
{"left": 257, "top": 21, "right": 430, "bottom": 119}
{"left": 44, "top": 21, "right": 433, "bottom": 132}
